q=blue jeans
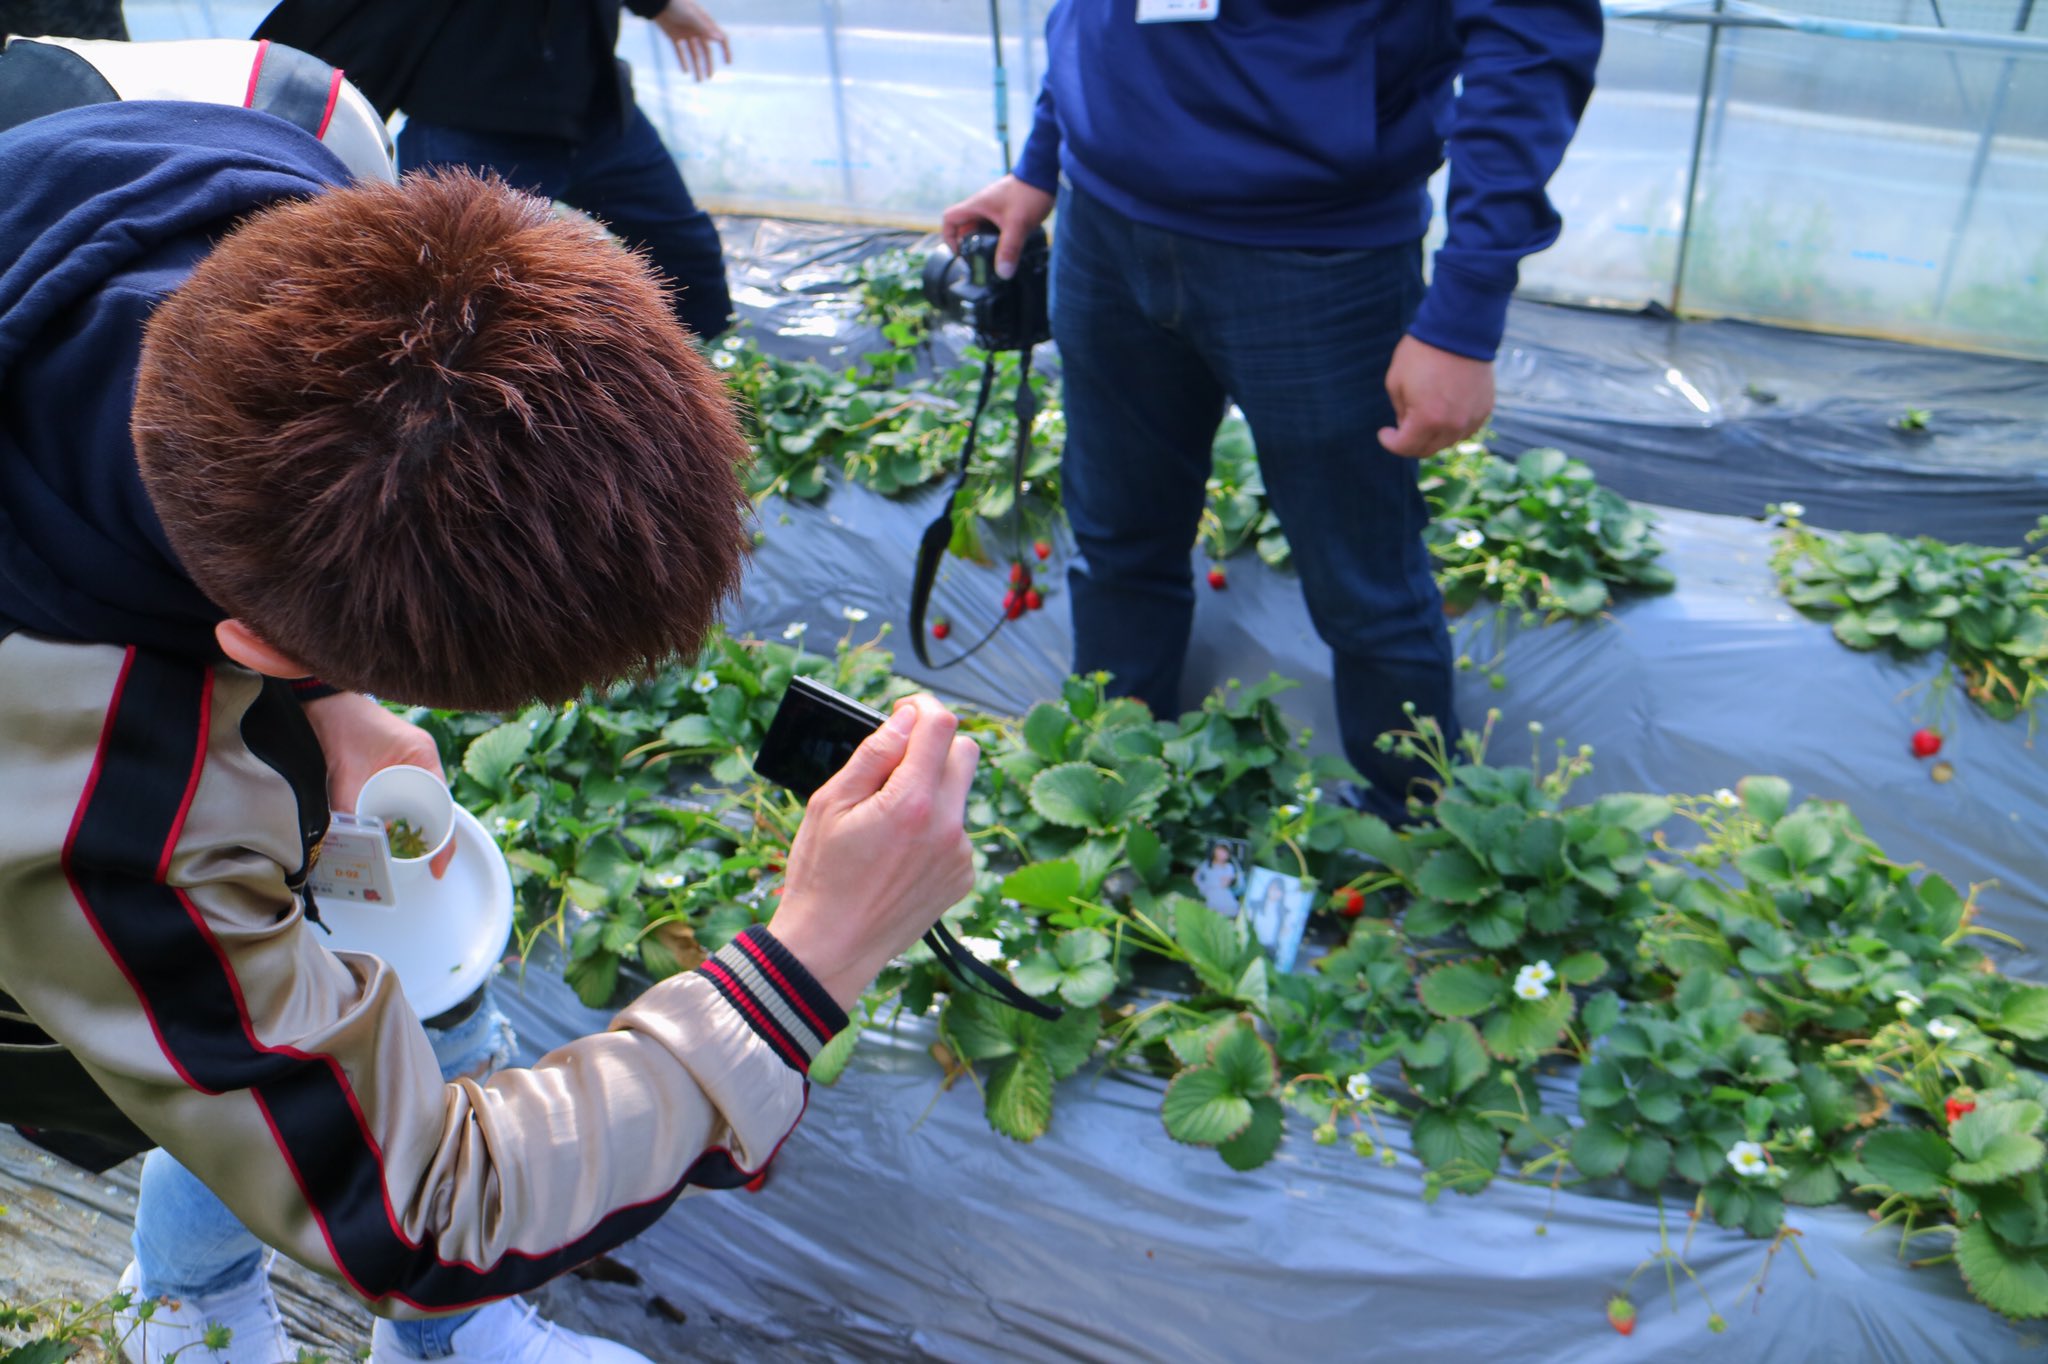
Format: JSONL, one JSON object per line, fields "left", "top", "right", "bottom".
{"left": 1052, "top": 182, "right": 1461, "bottom": 821}
{"left": 132, "top": 992, "right": 516, "bottom": 1359}
{"left": 399, "top": 103, "right": 732, "bottom": 341}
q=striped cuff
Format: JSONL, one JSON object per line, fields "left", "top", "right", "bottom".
{"left": 696, "top": 926, "right": 850, "bottom": 1075}
{"left": 290, "top": 677, "right": 341, "bottom": 703}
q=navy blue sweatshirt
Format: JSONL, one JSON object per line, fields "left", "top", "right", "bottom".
{"left": 1014, "top": 0, "right": 1602, "bottom": 361}
{"left": 0, "top": 101, "right": 349, "bottom": 659}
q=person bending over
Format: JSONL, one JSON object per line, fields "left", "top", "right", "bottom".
{"left": 0, "top": 98, "right": 974, "bottom": 1364}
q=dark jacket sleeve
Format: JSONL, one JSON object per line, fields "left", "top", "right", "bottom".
{"left": 1408, "top": 0, "right": 1603, "bottom": 362}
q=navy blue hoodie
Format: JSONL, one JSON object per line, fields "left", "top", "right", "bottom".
{"left": 0, "top": 101, "right": 349, "bottom": 660}
{"left": 1013, "top": 0, "right": 1602, "bottom": 361}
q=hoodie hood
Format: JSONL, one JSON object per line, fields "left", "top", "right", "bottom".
{"left": 0, "top": 100, "right": 349, "bottom": 658}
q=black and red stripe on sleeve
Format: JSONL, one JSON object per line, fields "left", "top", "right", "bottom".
{"left": 697, "top": 927, "right": 850, "bottom": 1074}
{"left": 58, "top": 649, "right": 798, "bottom": 1313}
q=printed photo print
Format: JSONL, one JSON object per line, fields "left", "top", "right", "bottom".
{"left": 1191, "top": 837, "right": 1249, "bottom": 918}
{"left": 1243, "top": 864, "right": 1315, "bottom": 973}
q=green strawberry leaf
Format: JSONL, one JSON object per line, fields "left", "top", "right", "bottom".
{"left": 463, "top": 719, "right": 533, "bottom": 792}
{"left": 1481, "top": 989, "right": 1574, "bottom": 1065}
{"left": 1571, "top": 1119, "right": 1631, "bottom": 1179}
{"left": 1217, "top": 1096, "right": 1286, "bottom": 1172}
{"left": 807, "top": 1026, "right": 859, "bottom": 1087}
{"left": 1950, "top": 1104, "right": 2047, "bottom": 1186}
{"left": 1011, "top": 951, "right": 1067, "bottom": 998}
{"left": 1557, "top": 951, "right": 1609, "bottom": 986}
{"left": 1001, "top": 860, "right": 1085, "bottom": 914}
{"left": 986, "top": 1052, "right": 1054, "bottom": 1143}
{"left": 1059, "top": 959, "right": 1117, "bottom": 1008}
{"left": 1624, "top": 1133, "right": 1673, "bottom": 1190}
{"left": 1414, "top": 847, "right": 1497, "bottom": 905}
{"left": 1858, "top": 1127, "right": 1956, "bottom": 1199}
{"left": 1412, "top": 1107, "right": 1505, "bottom": 1190}
{"left": 1956, "top": 1221, "right": 2048, "bottom": 1320}
{"left": 1999, "top": 986, "right": 2048, "bottom": 1043}
{"left": 1209, "top": 1020, "right": 1279, "bottom": 1099}
{"left": 1738, "top": 776, "right": 1792, "bottom": 827}
{"left": 1417, "top": 959, "right": 1505, "bottom": 1019}
{"left": 1162, "top": 1066, "right": 1255, "bottom": 1147}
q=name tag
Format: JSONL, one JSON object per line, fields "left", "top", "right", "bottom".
{"left": 308, "top": 812, "right": 398, "bottom": 906}
{"left": 1137, "top": 0, "right": 1219, "bottom": 21}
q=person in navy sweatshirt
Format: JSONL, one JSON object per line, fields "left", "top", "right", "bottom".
{"left": 943, "top": 0, "right": 1602, "bottom": 823}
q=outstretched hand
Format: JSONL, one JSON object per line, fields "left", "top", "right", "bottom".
{"left": 655, "top": 0, "right": 731, "bottom": 80}
{"left": 301, "top": 691, "right": 455, "bottom": 878}
{"left": 769, "top": 694, "right": 980, "bottom": 1009}
{"left": 1377, "top": 334, "right": 1496, "bottom": 459}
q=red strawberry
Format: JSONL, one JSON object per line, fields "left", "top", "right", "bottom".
{"left": 1946, "top": 1097, "right": 1976, "bottom": 1126}
{"left": 1010, "top": 562, "right": 1029, "bottom": 587}
{"left": 1033, "top": 540, "right": 1052, "bottom": 560}
{"left": 1024, "top": 589, "right": 1043, "bottom": 612}
{"left": 1207, "top": 566, "right": 1228, "bottom": 591}
{"left": 1004, "top": 593, "right": 1026, "bottom": 621}
{"left": 931, "top": 619, "right": 951, "bottom": 641}
{"left": 1606, "top": 1296, "right": 1635, "bottom": 1337}
{"left": 1911, "top": 728, "right": 1942, "bottom": 758}
{"left": 1337, "top": 888, "right": 1366, "bottom": 917}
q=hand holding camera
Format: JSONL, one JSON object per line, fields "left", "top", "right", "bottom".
{"left": 940, "top": 173, "right": 1054, "bottom": 285}
{"left": 767, "top": 693, "right": 980, "bottom": 1011}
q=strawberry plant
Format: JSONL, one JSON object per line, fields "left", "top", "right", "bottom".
{"left": 398, "top": 616, "right": 2048, "bottom": 1334}
{"left": 1771, "top": 512, "right": 2047, "bottom": 723}
{"left": 852, "top": 246, "right": 935, "bottom": 352}
{"left": 1423, "top": 441, "right": 1675, "bottom": 620}
{"left": 1198, "top": 413, "right": 1290, "bottom": 570}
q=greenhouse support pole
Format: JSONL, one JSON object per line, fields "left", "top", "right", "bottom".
{"left": 819, "top": 0, "right": 856, "bottom": 204}
{"left": 989, "top": 0, "right": 1013, "bottom": 172}
{"left": 1668, "top": 0, "right": 1725, "bottom": 317}
{"left": 1933, "top": 0, "right": 2035, "bottom": 316}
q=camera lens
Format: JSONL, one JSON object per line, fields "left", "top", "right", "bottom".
{"left": 922, "top": 248, "right": 964, "bottom": 316}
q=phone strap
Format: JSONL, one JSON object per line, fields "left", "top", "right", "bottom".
{"left": 923, "top": 921, "right": 1062, "bottom": 1019}
{"left": 909, "top": 346, "right": 1037, "bottom": 671}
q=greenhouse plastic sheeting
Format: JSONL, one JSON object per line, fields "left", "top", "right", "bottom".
{"left": 496, "top": 964, "right": 2035, "bottom": 1364}
{"left": 719, "top": 218, "right": 2048, "bottom": 548}
{"left": 1484, "top": 301, "right": 2048, "bottom": 548}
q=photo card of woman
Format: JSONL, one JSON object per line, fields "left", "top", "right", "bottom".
{"left": 1242, "top": 865, "right": 1315, "bottom": 973}
{"left": 1192, "top": 837, "right": 1249, "bottom": 918}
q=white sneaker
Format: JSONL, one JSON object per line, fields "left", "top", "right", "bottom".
{"left": 115, "top": 1259, "right": 294, "bottom": 1363}
{"left": 369, "top": 1298, "right": 653, "bottom": 1363}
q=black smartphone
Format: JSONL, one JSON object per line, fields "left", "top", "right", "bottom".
{"left": 753, "top": 675, "right": 889, "bottom": 800}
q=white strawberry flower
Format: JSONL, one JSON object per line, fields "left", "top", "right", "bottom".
{"left": 691, "top": 671, "right": 719, "bottom": 695}
{"left": 1511, "top": 961, "right": 1555, "bottom": 1000}
{"left": 1779, "top": 501, "right": 1805, "bottom": 519}
{"left": 1928, "top": 1018, "right": 1960, "bottom": 1041}
{"left": 1727, "top": 1141, "right": 1769, "bottom": 1178}
{"left": 1894, "top": 990, "right": 1922, "bottom": 1016}
{"left": 782, "top": 621, "right": 808, "bottom": 639}
{"left": 712, "top": 349, "right": 737, "bottom": 370}
{"left": 1346, "top": 1072, "right": 1373, "bottom": 1103}
{"left": 841, "top": 605, "right": 870, "bottom": 622}
{"left": 1455, "top": 528, "right": 1485, "bottom": 551}
{"left": 1714, "top": 788, "right": 1738, "bottom": 807}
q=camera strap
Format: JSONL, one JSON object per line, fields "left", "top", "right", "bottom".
{"left": 908, "top": 346, "right": 1036, "bottom": 671}
{"left": 923, "top": 921, "right": 1062, "bottom": 1019}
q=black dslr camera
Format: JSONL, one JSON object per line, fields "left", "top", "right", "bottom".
{"left": 922, "top": 226, "right": 1051, "bottom": 353}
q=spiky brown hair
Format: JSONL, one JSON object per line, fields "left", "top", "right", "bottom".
{"left": 131, "top": 167, "right": 751, "bottom": 710}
